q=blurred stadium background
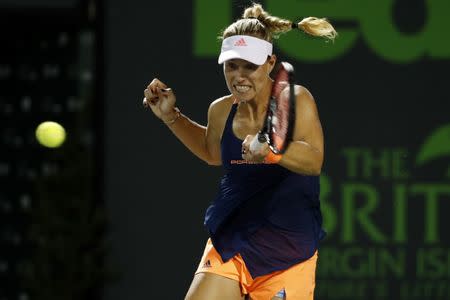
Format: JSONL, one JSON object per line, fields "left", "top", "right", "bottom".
{"left": 1, "top": 0, "right": 449, "bottom": 299}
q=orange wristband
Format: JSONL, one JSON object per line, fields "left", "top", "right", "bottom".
{"left": 264, "top": 151, "right": 282, "bottom": 164}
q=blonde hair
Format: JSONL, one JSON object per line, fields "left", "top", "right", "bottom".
{"left": 221, "top": 3, "right": 337, "bottom": 42}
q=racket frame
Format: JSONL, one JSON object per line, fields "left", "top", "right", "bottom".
{"left": 257, "top": 61, "right": 296, "bottom": 155}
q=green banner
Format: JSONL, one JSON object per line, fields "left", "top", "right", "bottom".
{"left": 193, "top": 0, "right": 450, "bottom": 63}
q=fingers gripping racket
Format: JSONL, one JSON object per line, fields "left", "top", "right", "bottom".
{"left": 250, "top": 61, "right": 296, "bottom": 154}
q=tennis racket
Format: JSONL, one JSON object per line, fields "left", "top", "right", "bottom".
{"left": 250, "top": 61, "right": 296, "bottom": 154}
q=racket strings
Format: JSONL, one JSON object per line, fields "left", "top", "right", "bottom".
{"left": 270, "top": 69, "right": 292, "bottom": 152}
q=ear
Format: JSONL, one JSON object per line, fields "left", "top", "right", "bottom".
{"left": 267, "top": 54, "right": 277, "bottom": 73}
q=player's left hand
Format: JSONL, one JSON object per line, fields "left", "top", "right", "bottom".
{"left": 242, "top": 134, "right": 269, "bottom": 162}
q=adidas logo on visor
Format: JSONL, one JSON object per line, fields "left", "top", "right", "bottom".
{"left": 218, "top": 35, "right": 273, "bottom": 65}
{"left": 234, "top": 38, "right": 247, "bottom": 46}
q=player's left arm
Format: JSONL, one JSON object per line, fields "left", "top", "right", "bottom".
{"left": 278, "top": 85, "right": 324, "bottom": 175}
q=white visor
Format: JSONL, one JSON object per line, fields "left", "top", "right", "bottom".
{"left": 218, "top": 35, "right": 273, "bottom": 65}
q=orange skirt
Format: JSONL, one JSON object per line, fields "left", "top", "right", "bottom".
{"left": 195, "top": 239, "right": 318, "bottom": 300}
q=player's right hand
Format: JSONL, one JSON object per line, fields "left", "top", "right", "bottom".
{"left": 143, "top": 78, "right": 177, "bottom": 122}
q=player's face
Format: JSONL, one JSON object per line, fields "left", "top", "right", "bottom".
{"left": 223, "top": 56, "right": 275, "bottom": 102}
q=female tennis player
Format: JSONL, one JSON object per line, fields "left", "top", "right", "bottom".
{"left": 144, "top": 3, "right": 336, "bottom": 299}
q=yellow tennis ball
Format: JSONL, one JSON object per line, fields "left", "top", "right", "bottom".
{"left": 35, "top": 121, "right": 66, "bottom": 148}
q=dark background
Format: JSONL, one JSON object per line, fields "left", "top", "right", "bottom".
{"left": 1, "top": 0, "right": 449, "bottom": 299}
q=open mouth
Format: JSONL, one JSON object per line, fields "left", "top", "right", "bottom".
{"left": 234, "top": 85, "right": 251, "bottom": 93}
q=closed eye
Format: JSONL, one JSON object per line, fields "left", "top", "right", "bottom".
{"left": 225, "top": 61, "right": 259, "bottom": 72}
{"left": 225, "top": 62, "right": 238, "bottom": 71}
{"left": 244, "top": 63, "right": 259, "bottom": 71}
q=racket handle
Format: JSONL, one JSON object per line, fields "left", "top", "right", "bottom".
{"left": 249, "top": 132, "right": 267, "bottom": 152}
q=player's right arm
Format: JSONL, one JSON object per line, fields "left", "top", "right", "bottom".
{"left": 144, "top": 78, "right": 224, "bottom": 166}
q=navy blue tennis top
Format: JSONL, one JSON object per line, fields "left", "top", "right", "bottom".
{"left": 204, "top": 103, "right": 326, "bottom": 278}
